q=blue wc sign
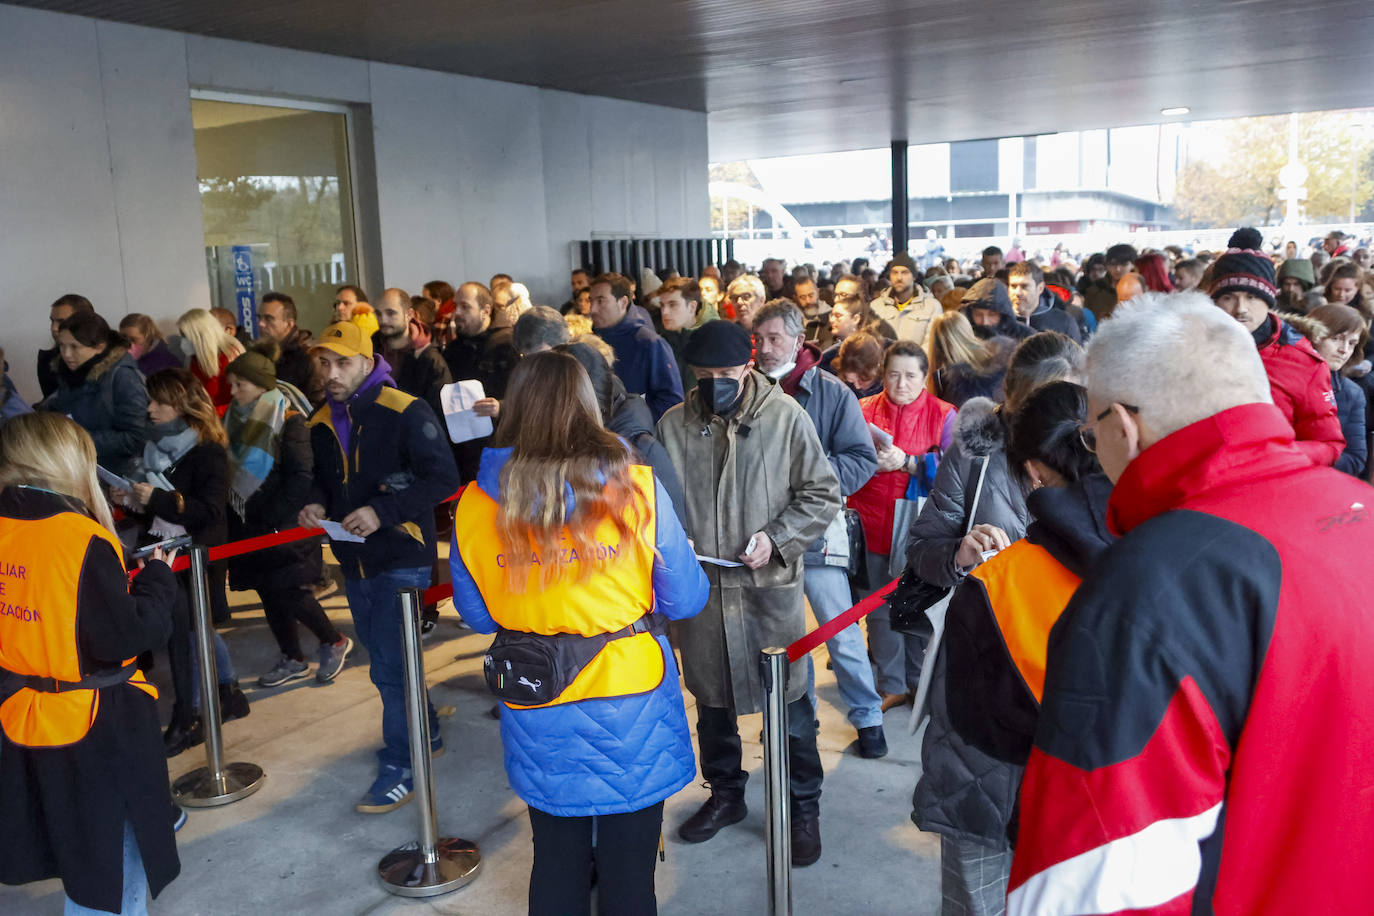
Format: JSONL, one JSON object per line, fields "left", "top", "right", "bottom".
{"left": 232, "top": 245, "right": 257, "bottom": 339}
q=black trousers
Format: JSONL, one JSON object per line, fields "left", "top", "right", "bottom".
{"left": 527, "top": 801, "right": 664, "bottom": 916}
{"left": 696, "top": 695, "right": 823, "bottom": 818}
{"left": 167, "top": 566, "right": 229, "bottom": 723}
{"left": 261, "top": 585, "right": 341, "bottom": 660}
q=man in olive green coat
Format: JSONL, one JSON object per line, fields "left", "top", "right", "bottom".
{"left": 656, "top": 320, "right": 841, "bottom": 867}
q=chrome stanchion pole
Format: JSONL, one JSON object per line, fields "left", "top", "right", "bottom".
{"left": 378, "top": 587, "right": 481, "bottom": 897}
{"left": 172, "top": 545, "right": 265, "bottom": 807}
{"left": 761, "top": 647, "right": 792, "bottom": 916}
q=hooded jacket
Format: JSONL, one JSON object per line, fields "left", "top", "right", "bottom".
{"left": 40, "top": 343, "right": 149, "bottom": 475}
{"left": 962, "top": 279, "right": 1035, "bottom": 343}
{"left": 915, "top": 474, "right": 1115, "bottom": 848}
{"left": 1253, "top": 314, "right": 1344, "bottom": 465}
{"left": 595, "top": 308, "right": 684, "bottom": 422}
{"left": 306, "top": 363, "right": 461, "bottom": 578}
{"left": 1010, "top": 404, "right": 1374, "bottom": 915}
{"left": 906, "top": 397, "right": 1031, "bottom": 589}
{"left": 449, "top": 449, "right": 707, "bottom": 817}
{"left": 656, "top": 371, "right": 841, "bottom": 712}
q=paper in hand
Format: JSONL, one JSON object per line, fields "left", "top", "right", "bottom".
{"left": 320, "top": 519, "right": 366, "bottom": 543}
{"left": 868, "top": 423, "right": 894, "bottom": 449}
{"left": 440, "top": 380, "right": 494, "bottom": 444}
{"left": 96, "top": 465, "right": 135, "bottom": 492}
{"left": 696, "top": 554, "right": 746, "bottom": 568}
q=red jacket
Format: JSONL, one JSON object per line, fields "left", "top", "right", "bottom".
{"left": 1257, "top": 317, "right": 1343, "bottom": 465}
{"left": 190, "top": 351, "right": 233, "bottom": 418}
{"left": 848, "top": 390, "right": 955, "bottom": 554}
{"left": 1010, "top": 403, "right": 1374, "bottom": 915}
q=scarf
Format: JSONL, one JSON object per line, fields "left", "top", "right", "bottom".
{"left": 225, "top": 389, "right": 288, "bottom": 519}
{"left": 141, "top": 418, "right": 199, "bottom": 478}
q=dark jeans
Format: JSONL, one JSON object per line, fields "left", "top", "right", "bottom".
{"left": 696, "top": 695, "right": 823, "bottom": 818}
{"left": 343, "top": 566, "right": 439, "bottom": 769}
{"left": 261, "top": 585, "right": 342, "bottom": 660}
{"left": 527, "top": 801, "right": 664, "bottom": 916}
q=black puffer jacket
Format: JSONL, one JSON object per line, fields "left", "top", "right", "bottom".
{"left": 961, "top": 279, "right": 1034, "bottom": 343}
{"left": 913, "top": 474, "right": 1114, "bottom": 847}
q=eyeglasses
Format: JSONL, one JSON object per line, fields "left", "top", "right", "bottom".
{"left": 1079, "top": 403, "right": 1139, "bottom": 454}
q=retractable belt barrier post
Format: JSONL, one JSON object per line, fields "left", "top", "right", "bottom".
{"left": 172, "top": 545, "right": 266, "bottom": 807}
{"left": 377, "top": 587, "right": 482, "bottom": 897}
{"left": 760, "top": 647, "right": 792, "bottom": 916}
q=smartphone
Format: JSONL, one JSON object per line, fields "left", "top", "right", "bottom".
{"left": 131, "top": 535, "right": 191, "bottom": 560}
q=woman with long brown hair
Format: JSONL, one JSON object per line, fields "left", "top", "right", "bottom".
{"left": 111, "top": 368, "right": 249, "bottom": 756}
{"left": 0, "top": 413, "right": 181, "bottom": 913}
{"left": 449, "top": 350, "right": 707, "bottom": 916}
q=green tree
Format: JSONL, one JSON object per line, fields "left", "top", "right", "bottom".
{"left": 1173, "top": 111, "right": 1374, "bottom": 227}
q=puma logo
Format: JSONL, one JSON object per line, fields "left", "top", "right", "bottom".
{"left": 519, "top": 676, "right": 542, "bottom": 691}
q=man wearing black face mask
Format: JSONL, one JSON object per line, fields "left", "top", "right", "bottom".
{"left": 655, "top": 319, "right": 842, "bottom": 868}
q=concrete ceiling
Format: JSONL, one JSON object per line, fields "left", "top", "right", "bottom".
{"left": 11, "top": 0, "right": 1374, "bottom": 161}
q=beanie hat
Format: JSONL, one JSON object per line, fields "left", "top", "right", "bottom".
{"left": 1277, "top": 257, "right": 1316, "bottom": 290}
{"left": 225, "top": 349, "right": 277, "bottom": 390}
{"left": 1209, "top": 249, "right": 1277, "bottom": 309}
{"left": 888, "top": 252, "right": 917, "bottom": 273}
{"left": 682, "top": 319, "right": 753, "bottom": 368}
{"left": 1227, "top": 227, "right": 1264, "bottom": 251}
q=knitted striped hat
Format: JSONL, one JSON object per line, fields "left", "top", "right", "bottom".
{"left": 1209, "top": 249, "right": 1276, "bottom": 309}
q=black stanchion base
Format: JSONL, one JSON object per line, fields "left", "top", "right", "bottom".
{"left": 172, "top": 761, "right": 266, "bottom": 808}
{"left": 378, "top": 838, "right": 482, "bottom": 897}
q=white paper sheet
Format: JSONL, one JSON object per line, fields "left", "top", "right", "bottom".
{"left": 96, "top": 465, "right": 135, "bottom": 491}
{"left": 868, "top": 422, "right": 894, "bottom": 449}
{"left": 696, "top": 554, "right": 746, "bottom": 568}
{"left": 440, "top": 380, "right": 495, "bottom": 444}
{"left": 320, "top": 519, "right": 366, "bottom": 543}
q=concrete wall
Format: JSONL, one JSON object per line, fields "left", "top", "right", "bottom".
{"left": 0, "top": 4, "right": 709, "bottom": 401}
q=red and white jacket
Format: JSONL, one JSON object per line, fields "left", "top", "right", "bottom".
{"left": 1010, "top": 403, "right": 1374, "bottom": 914}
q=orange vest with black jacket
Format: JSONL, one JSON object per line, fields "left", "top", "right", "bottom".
{"left": 452, "top": 464, "right": 663, "bottom": 708}
{"left": 0, "top": 511, "right": 155, "bottom": 748}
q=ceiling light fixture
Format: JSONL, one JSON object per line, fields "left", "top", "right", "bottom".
{"left": 1160, "top": 106, "right": 1191, "bottom": 116}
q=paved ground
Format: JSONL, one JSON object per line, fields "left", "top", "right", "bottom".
{"left": 3, "top": 549, "right": 942, "bottom": 915}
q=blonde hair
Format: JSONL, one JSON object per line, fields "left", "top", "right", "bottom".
{"left": 0, "top": 413, "right": 117, "bottom": 535}
{"left": 929, "top": 311, "right": 990, "bottom": 375}
{"left": 177, "top": 308, "right": 244, "bottom": 377}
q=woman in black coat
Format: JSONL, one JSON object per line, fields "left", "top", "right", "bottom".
{"left": 0, "top": 413, "right": 181, "bottom": 913}
{"left": 222, "top": 351, "right": 351, "bottom": 688}
{"left": 113, "top": 369, "right": 249, "bottom": 757}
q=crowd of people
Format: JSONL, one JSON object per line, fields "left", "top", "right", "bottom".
{"left": 2, "top": 224, "right": 1373, "bottom": 914}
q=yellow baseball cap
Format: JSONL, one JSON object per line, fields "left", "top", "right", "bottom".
{"left": 312, "top": 321, "right": 373, "bottom": 360}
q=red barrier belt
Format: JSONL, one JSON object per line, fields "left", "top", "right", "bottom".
{"left": 786, "top": 576, "right": 901, "bottom": 663}
{"left": 145, "top": 486, "right": 468, "bottom": 575}
{"left": 423, "top": 582, "right": 455, "bottom": 606}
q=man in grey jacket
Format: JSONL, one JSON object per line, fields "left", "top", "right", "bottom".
{"left": 657, "top": 319, "right": 842, "bottom": 868}
{"left": 752, "top": 300, "right": 886, "bottom": 758}
{"left": 868, "top": 252, "right": 941, "bottom": 347}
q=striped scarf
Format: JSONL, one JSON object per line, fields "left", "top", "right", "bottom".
{"left": 225, "top": 389, "right": 288, "bottom": 519}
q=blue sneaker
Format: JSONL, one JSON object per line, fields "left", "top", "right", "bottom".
{"left": 356, "top": 764, "right": 413, "bottom": 814}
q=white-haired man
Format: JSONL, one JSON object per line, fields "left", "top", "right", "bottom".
{"left": 1009, "top": 292, "right": 1374, "bottom": 915}
{"left": 725, "top": 274, "right": 766, "bottom": 331}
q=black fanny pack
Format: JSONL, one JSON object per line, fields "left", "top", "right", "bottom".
{"left": 484, "top": 613, "right": 663, "bottom": 707}
{"left": 0, "top": 661, "right": 137, "bottom": 703}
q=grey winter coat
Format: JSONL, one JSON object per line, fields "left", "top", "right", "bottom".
{"left": 788, "top": 365, "right": 878, "bottom": 566}
{"left": 40, "top": 345, "right": 149, "bottom": 475}
{"left": 657, "top": 371, "right": 841, "bottom": 713}
{"left": 904, "top": 397, "right": 1030, "bottom": 588}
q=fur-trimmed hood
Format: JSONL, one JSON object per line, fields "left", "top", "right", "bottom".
{"left": 54, "top": 340, "right": 133, "bottom": 386}
{"left": 952, "top": 396, "right": 1006, "bottom": 457}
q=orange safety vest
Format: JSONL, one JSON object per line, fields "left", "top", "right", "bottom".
{"left": 0, "top": 511, "right": 155, "bottom": 748}
{"left": 972, "top": 539, "right": 1081, "bottom": 704}
{"left": 453, "top": 464, "right": 663, "bottom": 708}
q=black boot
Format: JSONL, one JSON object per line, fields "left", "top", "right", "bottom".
{"left": 219, "top": 681, "right": 250, "bottom": 721}
{"left": 791, "top": 813, "right": 821, "bottom": 867}
{"left": 678, "top": 790, "right": 747, "bottom": 843}
{"left": 164, "top": 714, "right": 204, "bottom": 758}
